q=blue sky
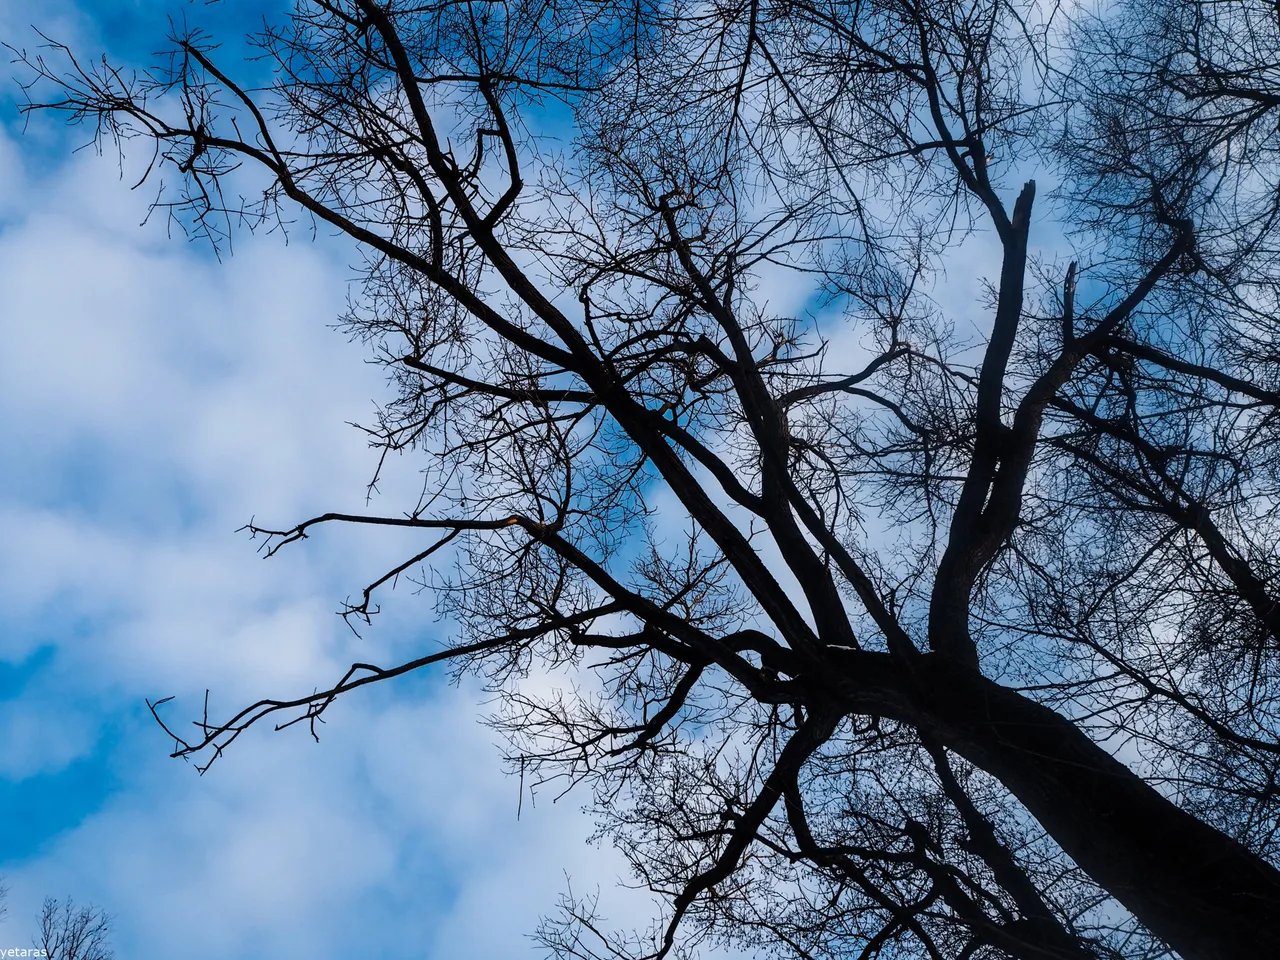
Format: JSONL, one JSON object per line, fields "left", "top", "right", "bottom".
{"left": 0, "top": 2, "right": 1035, "bottom": 956}
{"left": 0, "top": 2, "right": 699, "bottom": 956}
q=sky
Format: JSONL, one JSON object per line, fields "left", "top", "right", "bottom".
{"left": 0, "top": 2, "right": 690, "bottom": 957}
{"left": 0, "top": 2, "right": 1031, "bottom": 957}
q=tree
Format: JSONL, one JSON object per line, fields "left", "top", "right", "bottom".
{"left": 0, "top": 885, "right": 113, "bottom": 960}
{"left": 14, "top": 0, "right": 1280, "bottom": 957}
{"left": 37, "top": 898, "right": 113, "bottom": 960}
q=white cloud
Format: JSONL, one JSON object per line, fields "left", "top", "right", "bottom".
{"left": 0, "top": 117, "right": 703, "bottom": 960}
{"left": 0, "top": 700, "right": 97, "bottom": 781}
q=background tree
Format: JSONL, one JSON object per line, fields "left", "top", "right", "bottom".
{"left": 14, "top": 0, "right": 1280, "bottom": 957}
{"left": 0, "top": 884, "right": 113, "bottom": 960}
{"left": 37, "top": 898, "right": 113, "bottom": 960}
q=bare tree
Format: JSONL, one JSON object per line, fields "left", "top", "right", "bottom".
{"left": 13, "top": 0, "right": 1280, "bottom": 957}
{"left": 37, "top": 898, "right": 112, "bottom": 960}
{"left": 0, "top": 885, "right": 111, "bottom": 959}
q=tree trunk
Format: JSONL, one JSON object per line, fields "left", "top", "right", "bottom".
{"left": 914, "top": 655, "right": 1280, "bottom": 960}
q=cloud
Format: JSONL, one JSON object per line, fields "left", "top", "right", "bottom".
{"left": 0, "top": 115, "right": 704, "bottom": 960}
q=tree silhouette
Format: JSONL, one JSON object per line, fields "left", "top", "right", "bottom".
{"left": 0, "top": 886, "right": 113, "bottom": 960}
{"left": 37, "top": 898, "right": 113, "bottom": 960}
{"left": 14, "top": 0, "right": 1280, "bottom": 957}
